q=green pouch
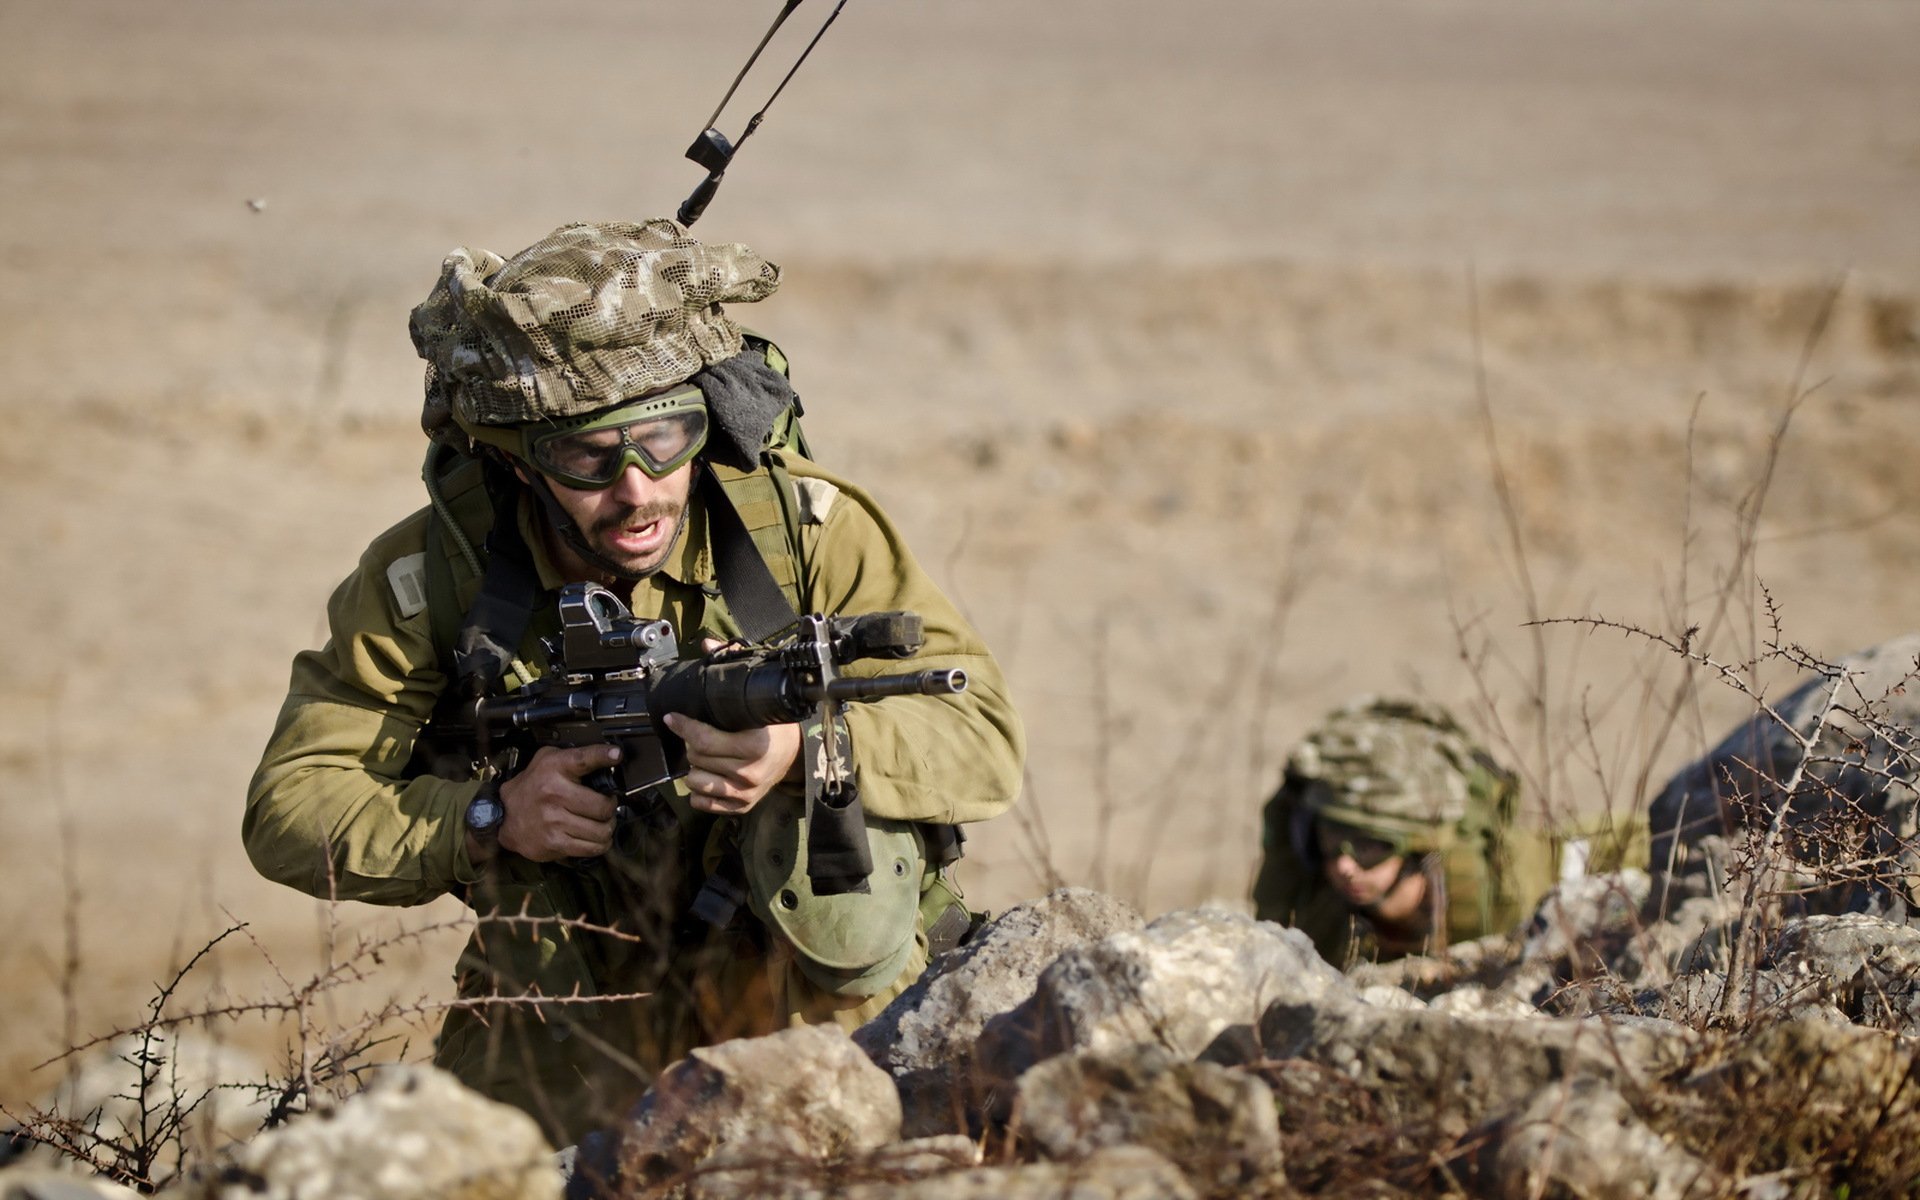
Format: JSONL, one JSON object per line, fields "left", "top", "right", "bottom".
{"left": 918, "top": 866, "right": 978, "bottom": 959}
{"left": 740, "top": 790, "right": 924, "bottom": 997}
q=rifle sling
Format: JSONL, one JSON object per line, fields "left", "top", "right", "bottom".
{"left": 701, "top": 462, "right": 800, "bottom": 642}
{"left": 701, "top": 461, "right": 893, "bottom": 898}
{"left": 452, "top": 459, "right": 543, "bottom": 696}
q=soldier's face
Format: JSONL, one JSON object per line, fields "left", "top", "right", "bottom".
{"left": 541, "top": 460, "right": 696, "bottom": 580}
{"left": 1324, "top": 848, "right": 1404, "bottom": 908}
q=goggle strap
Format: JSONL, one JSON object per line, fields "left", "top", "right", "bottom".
{"left": 536, "top": 386, "right": 707, "bottom": 437}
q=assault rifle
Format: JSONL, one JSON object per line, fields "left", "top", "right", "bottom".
{"left": 467, "top": 582, "right": 965, "bottom": 887}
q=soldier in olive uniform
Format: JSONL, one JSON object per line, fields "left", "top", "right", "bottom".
{"left": 1252, "top": 697, "right": 1570, "bottom": 967}
{"left": 245, "top": 220, "right": 1025, "bottom": 1144}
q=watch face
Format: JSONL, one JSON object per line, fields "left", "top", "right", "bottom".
{"left": 467, "top": 794, "right": 506, "bottom": 834}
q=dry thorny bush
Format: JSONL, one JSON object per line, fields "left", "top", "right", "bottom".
{"left": 0, "top": 903, "right": 657, "bottom": 1192}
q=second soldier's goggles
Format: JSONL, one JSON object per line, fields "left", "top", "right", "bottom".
{"left": 1313, "top": 818, "right": 1407, "bottom": 871}
{"left": 472, "top": 384, "right": 709, "bottom": 489}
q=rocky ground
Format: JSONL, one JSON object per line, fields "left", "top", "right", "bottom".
{"left": 1, "top": 0, "right": 1917, "bottom": 1157}
{"left": 14, "top": 874, "right": 1920, "bottom": 1198}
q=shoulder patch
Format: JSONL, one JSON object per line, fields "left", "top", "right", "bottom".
{"left": 386, "top": 552, "right": 430, "bottom": 618}
{"left": 792, "top": 476, "right": 840, "bottom": 525}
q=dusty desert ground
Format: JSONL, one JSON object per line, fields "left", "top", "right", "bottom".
{"left": 1, "top": 0, "right": 1916, "bottom": 1104}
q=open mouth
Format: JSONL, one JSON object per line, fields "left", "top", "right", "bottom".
{"left": 609, "top": 517, "right": 668, "bottom": 555}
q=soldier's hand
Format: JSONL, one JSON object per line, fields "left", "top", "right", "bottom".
{"left": 663, "top": 712, "right": 801, "bottom": 817}
{"left": 497, "top": 744, "right": 622, "bottom": 861}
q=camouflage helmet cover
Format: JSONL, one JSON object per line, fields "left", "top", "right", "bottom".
{"left": 1286, "top": 696, "right": 1496, "bottom": 851}
{"left": 410, "top": 218, "right": 781, "bottom": 440}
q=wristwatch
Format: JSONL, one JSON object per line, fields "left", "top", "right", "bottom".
{"left": 465, "top": 784, "right": 506, "bottom": 846}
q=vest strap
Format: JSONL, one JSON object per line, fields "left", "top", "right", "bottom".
{"left": 701, "top": 461, "right": 800, "bottom": 642}
{"left": 452, "top": 458, "right": 543, "bottom": 696}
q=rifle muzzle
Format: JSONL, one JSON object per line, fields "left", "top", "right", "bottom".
{"left": 825, "top": 669, "right": 968, "bottom": 703}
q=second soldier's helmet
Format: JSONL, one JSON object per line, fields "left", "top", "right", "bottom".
{"left": 407, "top": 218, "right": 782, "bottom": 451}
{"left": 1284, "top": 696, "right": 1517, "bottom": 861}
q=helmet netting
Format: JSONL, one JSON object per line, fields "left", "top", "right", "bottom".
{"left": 1287, "top": 696, "right": 1488, "bottom": 836}
{"left": 410, "top": 218, "right": 780, "bottom": 438}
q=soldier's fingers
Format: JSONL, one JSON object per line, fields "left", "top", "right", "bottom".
{"left": 515, "top": 821, "right": 611, "bottom": 863}
{"left": 558, "top": 805, "right": 616, "bottom": 842}
{"left": 666, "top": 714, "right": 769, "bottom": 767}
{"left": 686, "top": 750, "right": 767, "bottom": 787}
{"left": 548, "top": 823, "right": 614, "bottom": 859}
{"left": 540, "top": 743, "right": 623, "bottom": 780}
{"left": 552, "top": 781, "right": 618, "bottom": 823}
{"left": 686, "top": 766, "right": 771, "bottom": 816}
{"left": 688, "top": 787, "right": 756, "bottom": 817}
{"left": 685, "top": 768, "right": 747, "bottom": 801}
{"left": 662, "top": 712, "right": 731, "bottom": 755}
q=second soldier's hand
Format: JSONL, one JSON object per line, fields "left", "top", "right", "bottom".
{"left": 497, "top": 743, "right": 622, "bottom": 861}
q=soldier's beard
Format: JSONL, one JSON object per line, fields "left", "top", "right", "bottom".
{"left": 582, "top": 498, "right": 688, "bottom": 579}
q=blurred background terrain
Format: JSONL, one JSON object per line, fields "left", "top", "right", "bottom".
{"left": 1, "top": 0, "right": 1915, "bottom": 1101}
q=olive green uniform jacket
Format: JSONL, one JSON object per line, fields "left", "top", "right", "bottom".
{"left": 245, "top": 454, "right": 1024, "bottom": 1142}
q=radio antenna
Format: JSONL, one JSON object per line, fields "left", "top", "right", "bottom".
{"left": 677, "top": 0, "right": 852, "bottom": 227}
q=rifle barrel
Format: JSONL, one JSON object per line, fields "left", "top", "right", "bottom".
{"left": 824, "top": 669, "right": 967, "bottom": 703}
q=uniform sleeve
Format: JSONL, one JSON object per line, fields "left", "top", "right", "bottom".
{"left": 243, "top": 521, "right": 483, "bottom": 906}
{"left": 796, "top": 470, "right": 1025, "bottom": 825}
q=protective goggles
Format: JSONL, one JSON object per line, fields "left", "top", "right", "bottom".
{"left": 472, "top": 385, "right": 709, "bottom": 489}
{"left": 1313, "top": 818, "right": 1407, "bottom": 871}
